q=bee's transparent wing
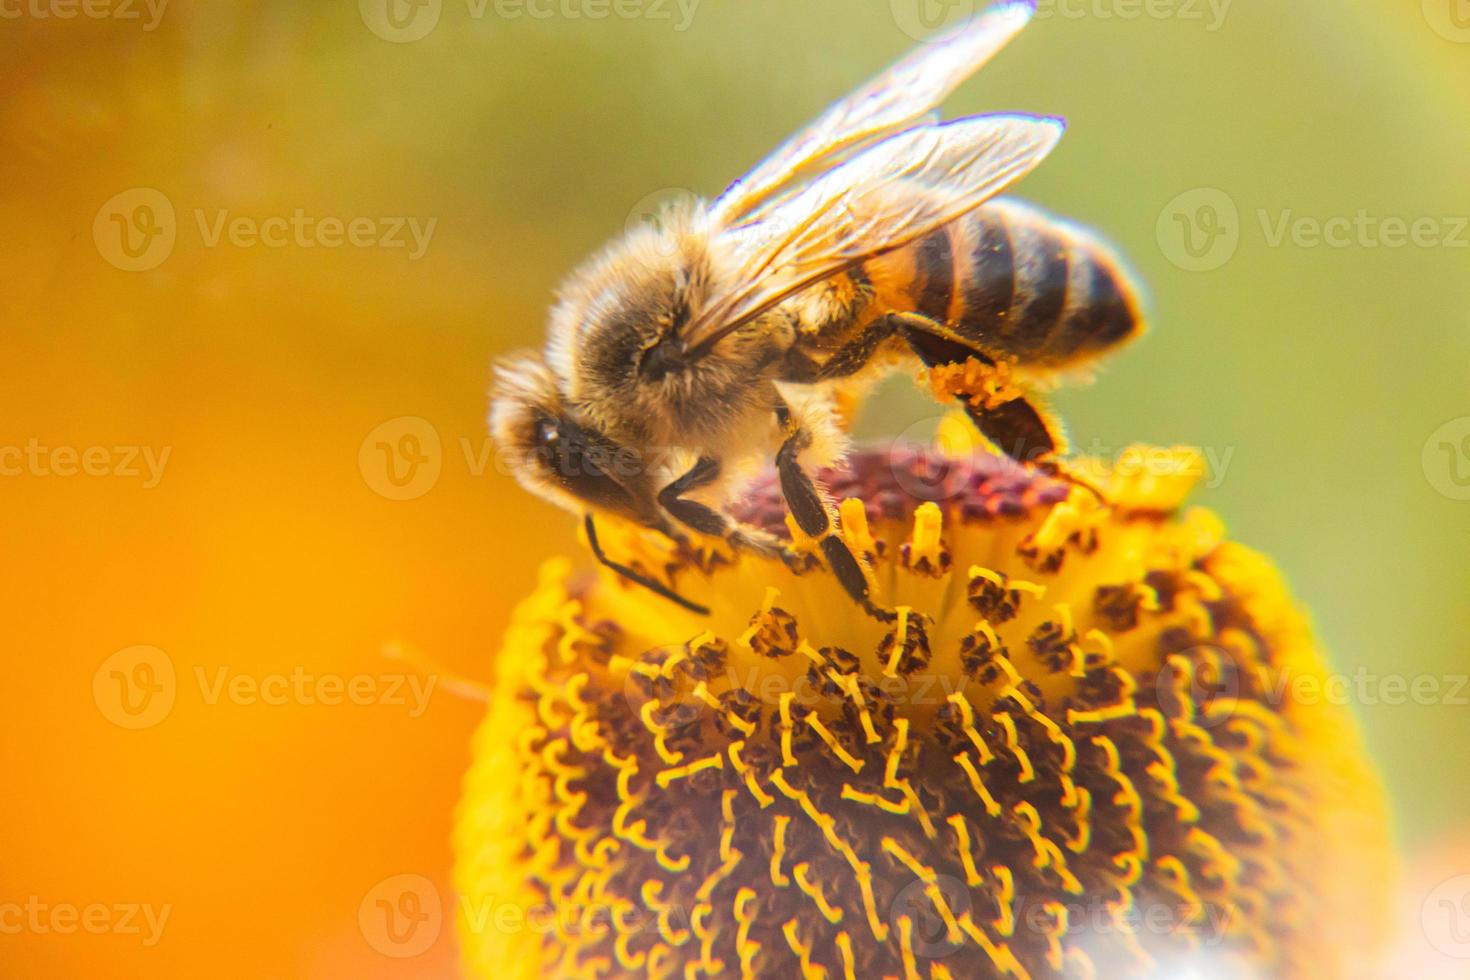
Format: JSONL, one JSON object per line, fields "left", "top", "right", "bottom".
{"left": 708, "top": 0, "right": 1037, "bottom": 226}
{"left": 684, "top": 114, "right": 1064, "bottom": 355}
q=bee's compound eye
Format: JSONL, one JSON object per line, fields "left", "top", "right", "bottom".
{"left": 528, "top": 415, "right": 639, "bottom": 516}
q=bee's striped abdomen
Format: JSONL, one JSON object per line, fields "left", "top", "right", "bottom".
{"left": 959, "top": 211, "right": 1015, "bottom": 329}
{"left": 1001, "top": 213, "right": 1072, "bottom": 356}
{"left": 911, "top": 227, "right": 954, "bottom": 323}
{"left": 832, "top": 196, "right": 1141, "bottom": 374}
{"left": 1056, "top": 240, "right": 1142, "bottom": 356}
{"left": 941, "top": 199, "right": 1143, "bottom": 367}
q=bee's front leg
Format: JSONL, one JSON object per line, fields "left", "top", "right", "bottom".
{"left": 657, "top": 457, "right": 788, "bottom": 559}
{"left": 773, "top": 405, "right": 895, "bottom": 622}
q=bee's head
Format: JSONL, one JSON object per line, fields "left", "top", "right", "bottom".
{"left": 490, "top": 353, "right": 655, "bottom": 521}
{"left": 543, "top": 207, "right": 788, "bottom": 448}
{"left": 538, "top": 202, "right": 735, "bottom": 439}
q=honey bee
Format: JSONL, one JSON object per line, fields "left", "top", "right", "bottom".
{"left": 492, "top": 0, "right": 1144, "bottom": 619}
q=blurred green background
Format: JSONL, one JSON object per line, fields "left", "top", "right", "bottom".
{"left": 3, "top": 0, "right": 1467, "bottom": 976}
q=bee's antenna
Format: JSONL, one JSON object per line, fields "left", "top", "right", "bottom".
{"left": 584, "top": 513, "right": 712, "bottom": 616}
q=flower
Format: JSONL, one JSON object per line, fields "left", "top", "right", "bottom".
{"left": 455, "top": 438, "right": 1391, "bottom": 979}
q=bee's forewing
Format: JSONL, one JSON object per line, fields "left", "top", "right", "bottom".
{"left": 708, "top": 0, "right": 1037, "bottom": 226}
{"left": 685, "top": 114, "right": 1064, "bottom": 353}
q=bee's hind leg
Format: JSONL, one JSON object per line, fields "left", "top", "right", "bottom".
{"left": 891, "top": 312, "right": 1106, "bottom": 504}
{"left": 774, "top": 405, "right": 895, "bottom": 622}
{"left": 961, "top": 395, "right": 1058, "bottom": 466}
{"left": 961, "top": 397, "right": 1107, "bottom": 504}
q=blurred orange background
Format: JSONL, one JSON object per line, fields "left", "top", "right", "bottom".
{"left": 2, "top": 1, "right": 1468, "bottom": 977}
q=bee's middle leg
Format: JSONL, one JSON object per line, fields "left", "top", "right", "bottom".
{"left": 773, "top": 406, "right": 895, "bottom": 622}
